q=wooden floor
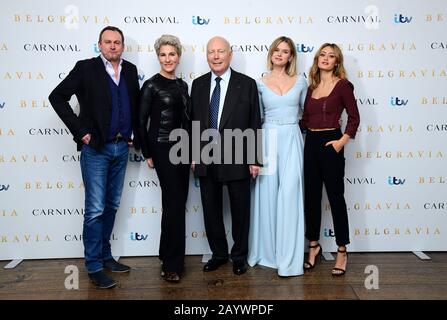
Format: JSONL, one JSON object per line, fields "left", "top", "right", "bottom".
{"left": 1, "top": 252, "right": 447, "bottom": 300}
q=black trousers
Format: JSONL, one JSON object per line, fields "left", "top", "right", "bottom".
{"left": 304, "top": 129, "right": 350, "bottom": 246}
{"left": 152, "top": 143, "right": 190, "bottom": 273}
{"left": 199, "top": 167, "right": 250, "bottom": 262}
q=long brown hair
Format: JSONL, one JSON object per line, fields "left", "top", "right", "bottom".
{"left": 309, "top": 43, "right": 347, "bottom": 90}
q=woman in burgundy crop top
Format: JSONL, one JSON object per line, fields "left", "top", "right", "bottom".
{"left": 301, "top": 43, "right": 360, "bottom": 277}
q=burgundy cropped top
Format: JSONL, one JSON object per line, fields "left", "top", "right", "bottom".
{"left": 299, "top": 79, "right": 360, "bottom": 138}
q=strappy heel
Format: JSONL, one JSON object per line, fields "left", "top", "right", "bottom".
{"left": 304, "top": 243, "right": 322, "bottom": 270}
{"left": 331, "top": 247, "right": 347, "bottom": 276}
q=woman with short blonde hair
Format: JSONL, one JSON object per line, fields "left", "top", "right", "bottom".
{"left": 138, "top": 34, "right": 190, "bottom": 283}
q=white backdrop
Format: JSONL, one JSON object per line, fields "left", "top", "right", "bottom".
{"left": 1, "top": 0, "right": 446, "bottom": 260}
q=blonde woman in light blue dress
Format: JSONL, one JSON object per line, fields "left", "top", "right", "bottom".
{"left": 248, "top": 36, "right": 307, "bottom": 276}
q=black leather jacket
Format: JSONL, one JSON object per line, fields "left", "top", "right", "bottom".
{"left": 138, "top": 73, "right": 191, "bottom": 159}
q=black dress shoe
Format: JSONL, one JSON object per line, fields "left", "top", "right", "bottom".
{"left": 104, "top": 258, "right": 131, "bottom": 273}
{"left": 233, "top": 260, "right": 248, "bottom": 275}
{"left": 89, "top": 270, "right": 116, "bottom": 289}
{"left": 203, "top": 258, "right": 228, "bottom": 272}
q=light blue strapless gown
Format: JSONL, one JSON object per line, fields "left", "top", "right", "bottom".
{"left": 248, "top": 76, "right": 307, "bottom": 276}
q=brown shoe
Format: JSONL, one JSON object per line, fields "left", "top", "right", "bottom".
{"left": 163, "top": 271, "right": 180, "bottom": 282}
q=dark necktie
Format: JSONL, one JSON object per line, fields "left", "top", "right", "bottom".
{"left": 209, "top": 77, "right": 222, "bottom": 129}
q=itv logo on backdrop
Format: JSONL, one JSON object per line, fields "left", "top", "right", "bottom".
{"left": 296, "top": 43, "right": 314, "bottom": 53}
{"left": 130, "top": 232, "right": 148, "bottom": 241}
{"left": 324, "top": 228, "right": 335, "bottom": 238}
{"left": 390, "top": 97, "right": 408, "bottom": 107}
{"left": 192, "top": 16, "right": 210, "bottom": 25}
{"left": 0, "top": 101, "right": 5, "bottom": 109}
{"left": 129, "top": 153, "right": 146, "bottom": 163}
{"left": 388, "top": 176, "right": 405, "bottom": 185}
{"left": 394, "top": 14, "right": 413, "bottom": 23}
{"left": 0, "top": 184, "right": 10, "bottom": 191}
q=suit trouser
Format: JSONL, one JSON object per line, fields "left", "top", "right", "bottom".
{"left": 199, "top": 166, "right": 250, "bottom": 262}
{"left": 152, "top": 143, "right": 190, "bottom": 273}
{"left": 304, "top": 129, "right": 350, "bottom": 246}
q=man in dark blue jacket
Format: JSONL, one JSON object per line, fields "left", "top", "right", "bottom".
{"left": 49, "top": 26, "right": 140, "bottom": 289}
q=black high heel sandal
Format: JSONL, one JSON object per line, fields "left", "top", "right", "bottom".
{"left": 304, "top": 243, "right": 322, "bottom": 270}
{"left": 331, "top": 247, "right": 348, "bottom": 276}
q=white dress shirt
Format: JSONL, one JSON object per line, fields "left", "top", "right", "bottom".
{"left": 100, "top": 54, "right": 122, "bottom": 85}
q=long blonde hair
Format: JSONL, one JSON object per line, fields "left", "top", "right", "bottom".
{"left": 309, "top": 43, "right": 347, "bottom": 90}
{"left": 266, "top": 36, "right": 297, "bottom": 77}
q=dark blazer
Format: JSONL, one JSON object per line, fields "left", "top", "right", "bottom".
{"left": 191, "top": 69, "right": 262, "bottom": 181}
{"left": 49, "top": 56, "right": 140, "bottom": 151}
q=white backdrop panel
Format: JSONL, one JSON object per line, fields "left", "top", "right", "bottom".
{"left": 1, "top": 0, "right": 446, "bottom": 259}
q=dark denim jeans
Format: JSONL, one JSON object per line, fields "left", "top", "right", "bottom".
{"left": 80, "top": 141, "right": 129, "bottom": 273}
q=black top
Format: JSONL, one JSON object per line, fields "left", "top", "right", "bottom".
{"left": 138, "top": 73, "right": 191, "bottom": 159}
